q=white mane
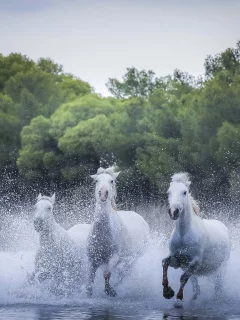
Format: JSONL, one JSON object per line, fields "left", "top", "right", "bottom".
{"left": 171, "top": 172, "right": 191, "bottom": 188}
{"left": 36, "top": 195, "right": 52, "bottom": 203}
{"left": 171, "top": 172, "right": 200, "bottom": 215}
{"left": 94, "top": 166, "right": 117, "bottom": 177}
{"left": 189, "top": 195, "right": 200, "bottom": 215}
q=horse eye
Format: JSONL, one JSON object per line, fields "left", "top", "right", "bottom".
{"left": 111, "top": 180, "right": 113, "bottom": 184}
{"left": 183, "top": 191, "right": 187, "bottom": 195}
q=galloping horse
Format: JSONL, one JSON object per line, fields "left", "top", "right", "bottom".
{"left": 162, "top": 173, "right": 230, "bottom": 303}
{"left": 30, "top": 193, "right": 89, "bottom": 291}
{"left": 86, "top": 166, "right": 150, "bottom": 297}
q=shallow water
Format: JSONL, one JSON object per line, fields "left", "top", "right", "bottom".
{"left": 0, "top": 213, "right": 240, "bottom": 320}
{"left": 1, "top": 304, "right": 240, "bottom": 320}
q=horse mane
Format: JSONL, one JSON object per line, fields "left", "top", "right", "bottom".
{"left": 171, "top": 172, "right": 191, "bottom": 188}
{"left": 189, "top": 195, "right": 200, "bottom": 215}
{"left": 171, "top": 172, "right": 200, "bottom": 215}
{"left": 95, "top": 166, "right": 116, "bottom": 177}
{"left": 94, "top": 166, "right": 118, "bottom": 211}
{"left": 36, "top": 195, "right": 52, "bottom": 203}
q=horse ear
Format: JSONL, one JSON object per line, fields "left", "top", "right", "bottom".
{"left": 37, "top": 193, "right": 42, "bottom": 201}
{"left": 91, "top": 174, "right": 98, "bottom": 180}
{"left": 113, "top": 171, "right": 121, "bottom": 180}
{"left": 50, "top": 193, "right": 56, "bottom": 204}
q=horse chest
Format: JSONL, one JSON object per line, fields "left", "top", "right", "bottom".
{"left": 170, "top": 233, "right": 200, "bottom": 260}
{"left": 88, "top": 224, "right": 117, "bottom": 264}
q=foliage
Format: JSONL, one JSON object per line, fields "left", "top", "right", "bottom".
{"left": 2, "top": 42, "right": 240, "bottom": 200}
{"left": 0, "top": 53, "right": 92, "bottom": 171}
{"left": 106, "top": 67, "right": 165, "bottom": 99}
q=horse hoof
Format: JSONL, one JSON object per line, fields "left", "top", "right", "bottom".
{"left": 105, "top": 285, "right": 117, "bottom": 297}
{"left": 163, "top": 286, "right": 175, "bottom": 299}
{"left": 176, "top": 291, "right": 183, "bottom": 300}
{"left": 86, "top": 286, "right": 93, "bottom": 298}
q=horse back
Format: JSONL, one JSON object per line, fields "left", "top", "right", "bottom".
{"left": 117, "top": 210, "right": 150, "bottom": 253}
{"left": 202, "top": 219, "right": 230, "bottom": 267}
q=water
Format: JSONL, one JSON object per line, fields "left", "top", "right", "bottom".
{"left": 0, "top": 209, "right": 240, "bottom": 319}
{"left": 1, "top": 305, "right": 240, "bottom": 320}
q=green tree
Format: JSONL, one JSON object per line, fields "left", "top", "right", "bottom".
{"left": 0, "top": 53, "right": 34, "bottom": 92}
{"left": 106, "top": 67, "right": 164, "bottom": 98}
{"left": 0, "top": 94, "right": 20, "bottom": 169}
{"left": 17, "top": 116, "right": 60, "bottom": 180}
{"left": 216, "top": 122, "right": 240, "bottom": 169}
{"left": 37, "top": 57, "right": 63, "bottom": 75}
{"left": 204, "top": 40, "right": 240, "bottom": 79}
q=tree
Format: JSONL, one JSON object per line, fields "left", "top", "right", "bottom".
{"left": 9, "top": 41, "right": 240, "bottom": 202}
{"left": 0, "top": 94, "right": 20, "bottom": 169}
{"left": 0, "top": 53, "right": 34, "bottom": 92}
{"left": 59, "top": 75, "right": 91, "bottom": 101}
{"left": 17, "top": 116, "right": 60, "bottom": 180}
{"left": 106, "top": 67, "right": 164, "bottom": 98}
{"left": 204, "top": 41, "right": 240, "bottom": 79}
{"left": 136, "top": 134, "right": 182, "bottom": 191}
{"left": 0, "top": 53, "right": 93, "bottom": 176}
{"left": 216, "top": 122, "right": 240, "bottom": 169}
{"left": 50, "top": 94, "right": 116, "bottom": 140}
{"left": 37, "top": 57, "right": 63, "bottom": 75}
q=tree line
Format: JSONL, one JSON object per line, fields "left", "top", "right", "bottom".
{"left": 1, "top": 41, "right": 240, "bottom": 204}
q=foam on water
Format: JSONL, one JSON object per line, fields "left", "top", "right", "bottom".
{"left": 0, "top": 207, "right": 240, "bottom": 317}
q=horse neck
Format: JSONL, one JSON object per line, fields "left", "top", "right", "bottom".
{"left": 94, "top": 200, "right": 113, "bottom": 223}
{"left": 176, "top": 196, "right": 194, "bottom": 236}
{"left": 39, "top": 218, "right": 60, "bottom": 246}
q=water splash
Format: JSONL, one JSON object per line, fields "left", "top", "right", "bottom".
{"left": 0, "top": 203, "right": 240, "bottom": 318}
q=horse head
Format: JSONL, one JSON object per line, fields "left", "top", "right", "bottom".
{"left": 33, "top": 193, "right": 56, "bottom": 232}
{"left": 167, "top": 172, "right": 199, "bottom": 220}
{"left": 91, "top": 166, "right": 120, "bottom": 209}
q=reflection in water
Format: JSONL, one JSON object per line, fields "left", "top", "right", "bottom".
{"left": 0, "top": 305, "right": 236, "bottom": 320}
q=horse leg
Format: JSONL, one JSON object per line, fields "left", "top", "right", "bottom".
{"left": 104, "top": 253, "right": 119, "bottom": 297}
{"left": 86, "top": 263, "right": 97, "bottom": 297}
{"left": 214, "top": 260, "right": 227, "bottom": 299}
{"left": 191, "top": 275, "right": 200, "bottom": 300}
{"left": 176, "top": 258, "right": 200, "bottom": 301}
{"left": 214, "top": 272, "right": 223, "bottom": 299}
{"left": 114, "top": 255, "right": 137, "bottom": 287}
{"left": 162, "top": 256, "right": 175, "bottom": 299}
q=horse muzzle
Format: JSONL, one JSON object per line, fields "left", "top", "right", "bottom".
{"left": 168, "top": 208, "right": 180, "bottom": 220}
{"left": 99, "top": 189, "right": 109, "bottom": 202}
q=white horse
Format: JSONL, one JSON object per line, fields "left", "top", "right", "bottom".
{"left": 162, "top": 173, "right": 230, "bottom": 303}
{"left": 86, "top": 166, "right": 150, "bottom": 297}
{"left": 30, "top": 193, "right": 90, "bottom": 292}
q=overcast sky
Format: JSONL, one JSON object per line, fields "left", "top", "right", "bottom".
{"left": 0, "top": 0, "right": 239, "bottom": 95}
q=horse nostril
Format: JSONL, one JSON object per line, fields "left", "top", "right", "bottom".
{"left": 106, "top": 190, "right": 109, "bottom": 197}
{"left": 168, "top": 208, "right": 180, "bottom": 220}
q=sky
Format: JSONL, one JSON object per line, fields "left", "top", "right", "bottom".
{"left": 0, "top": 0, "right": 240, "bottom": 96}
